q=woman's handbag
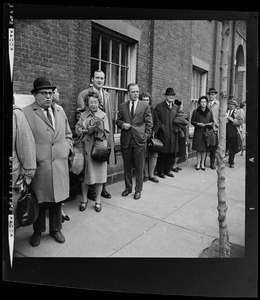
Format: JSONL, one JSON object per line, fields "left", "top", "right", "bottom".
{"left": 91, "top": 141, "right": 111, "bottom": 162}
{"left": 147, "top": 133, "right": 164, "bottom": 152}
{"left": 204, "top": 127, "right": 217, "bottom": 148}
{"left": 17, "top": 180, "right": 39, "bottom": 227}
{"left": 69, "top": 136, "right": 85, "bottom": 175}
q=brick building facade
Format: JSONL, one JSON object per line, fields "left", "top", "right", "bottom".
{"left": 12, "top": 18, "right": 247, "bottom": 182}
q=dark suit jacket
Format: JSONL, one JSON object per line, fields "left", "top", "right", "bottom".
{"left": 155, "top": 100, "right": 179, "bottom": 153}
{"left": 116, "top": 100, "right": 153, "bottom": 149}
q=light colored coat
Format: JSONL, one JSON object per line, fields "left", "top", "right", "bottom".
{"left": 12, "top": 105, "right": 36, "bottom": 188}
{"left": 75, "top": 109, "right": 109, "bottom": 185}
{"left": 77, "top": 87, "right": 115, "bottom": 165}
{"left": 23, "top": 101, "right": 73, "bottom": 204}
{"left": 208, "top": 99, "right": 220, "bottom": 131}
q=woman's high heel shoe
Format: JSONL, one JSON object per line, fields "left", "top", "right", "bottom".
{"left": 79, "top": 202, "right": 87, "bottom": 211}
{"left": 95, "top": 203, "right": 102, "bottom": 212}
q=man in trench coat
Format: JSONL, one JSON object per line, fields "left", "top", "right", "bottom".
{"left": 23, "top": 77, "right": 73, "bottom": 247}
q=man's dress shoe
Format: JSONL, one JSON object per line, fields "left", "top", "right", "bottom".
{"left": 165, "top": 171, "right": 174, "bottom": 177}
{"left": 122, "top": 189, "right": 131, "bottom": 197}
{"left": 157, "top": 173, "right": 166, "bottom": 178}
{"left": 101, "top": 190, "right": 111, "bottom": 198}
{"left": 30, "top": 232, "right": 41, "bottom": 247}
{"left": 50, "top": 231, "right": 65, "bottom": 244}
{"left": 134, "top": 191, "right": 141, "bottom": 200}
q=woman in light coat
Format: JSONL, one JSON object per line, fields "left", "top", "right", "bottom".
{"left": 75, "top": 90, "right": 109, "bottom": 212}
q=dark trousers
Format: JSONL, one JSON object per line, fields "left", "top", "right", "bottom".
{"left": 33, "top": 202, "right": 62, "bottom": 234}
{"left": 227, "top": 137, "right": 237, "bottom": 165}
{"left": 157, "top": 152, "right": 175, "bottom": 174}
{"left": 122, "top": 138, "right": 146, "bottom": 192}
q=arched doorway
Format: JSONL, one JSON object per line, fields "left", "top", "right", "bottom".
{"left": 234, "top": 45, "right": 246, "bottom": 105}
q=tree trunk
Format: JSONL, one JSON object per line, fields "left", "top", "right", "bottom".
{"left": 215, "top": 21, "right": 231, "bottom": 258}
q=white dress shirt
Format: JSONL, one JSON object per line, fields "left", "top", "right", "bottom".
{"left": 129, "top": 99, "right": 138, "bottom": 114}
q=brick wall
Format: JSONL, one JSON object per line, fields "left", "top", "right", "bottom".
{"left": 150, "top": 20, "right": 192, "bottom": 111}
{"left": 13, "top": 19, "right": 92, "bottom": 129}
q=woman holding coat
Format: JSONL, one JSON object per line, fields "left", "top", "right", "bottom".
{"left": 191, "top": 96, "right": 214, "bottom": 171}
{"left": 75, "top": 90, "right": 110, "bottom": 213}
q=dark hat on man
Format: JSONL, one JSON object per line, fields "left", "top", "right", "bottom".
{"left": 164, "top": 87, "right": 176, "bottom": 96}
{"left": 227, "top": 99, "right": 238, "bottom": 106}
{"left": 174, "top": 99, "right": 182, "bottom": 106}
{"left": 207, "top": 87, "right": 218, "bottom": 94}
{"left": 31, "top": 77, "right": 56, "bottom": 94}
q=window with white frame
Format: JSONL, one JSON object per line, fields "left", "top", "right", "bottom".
{"left": 190, "top": 58, "right": 208, "bottom": 137}
{"left": 91, "top": 25, "right": 137, "bottom": 140}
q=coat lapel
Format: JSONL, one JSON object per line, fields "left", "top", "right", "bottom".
{"left": 126, "top": 100, "right": 131, "bottom": 119}
{"left": 33, "top": 102, "right": 55, "bottom": 130}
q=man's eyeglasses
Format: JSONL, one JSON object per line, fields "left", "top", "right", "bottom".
{"left": 38, "top": 91, "right": 54, "bottom": 97}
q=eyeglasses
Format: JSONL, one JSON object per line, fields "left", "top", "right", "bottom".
{"left": 38, "top": 91, "right": 54, "bottom": 97}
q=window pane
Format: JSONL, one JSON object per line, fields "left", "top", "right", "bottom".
{"left": 91, "top": 31, "right": 100, "bottom": 59}
{"left": 121, "top": 67, "right": 128, "bottom": 89}
{"left": 112, "top": 40, "right": 120, "bottom": 64}
{"left": 91, "top": 59, "right": 100, "bottom": 77}
{"left": 101, "top": 35, "right": 110, "bottom": 61}
{"left": 118, "top": 90, "right": 126, "bottom": 107}
{"left": 101, "top": 61, "right": 109, "bottom": 83}
{"left": 121, "top": 43, "right": 128, "bottom": 66}
{"left": 111, "top": 65, "right": 119, "bottom": 87}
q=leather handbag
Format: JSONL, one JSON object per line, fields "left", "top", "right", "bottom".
{"left": 204, "top": 127, "right": 217, "bottom": 148}
{"left": 147, "top": 133, "right": 164, "bottom": 152}
{"left": 91, "top": 141, "right": 111, "bottom": 162}
{"left": 17, "top": 181, "right": 39, "bottom": 227}
{"left": 69, "top": 136, "right": 85, "bottom": 175}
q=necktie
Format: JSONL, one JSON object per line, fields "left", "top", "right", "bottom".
{"left": 130, "top": 101, "right": 135, "bottom": 119}
{"left": 98, "top": 91, "right": 104, "bottom": 111}
{"left": 45, "top": 108, "right": 53, "bottom": 125}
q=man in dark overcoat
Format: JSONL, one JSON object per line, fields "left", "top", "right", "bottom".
{"left": 155, "top": 87, "right": 179, "bottom": 178}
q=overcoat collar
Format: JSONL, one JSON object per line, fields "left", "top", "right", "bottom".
{"left": 84, "top": 107, "right": 107, "bottom": 119}
{"left": 32, "top": 101, "right": 59, "bottom": 131}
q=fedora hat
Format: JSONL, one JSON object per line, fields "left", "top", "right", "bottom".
{"left": 207, "top": 87, "right": 218, "bottom": 94}
{"left": 164, "top": 87, "right": 176, "bottom": 96}
{"left": 227, "top": 99, "right": 237, "bottom": 106}
{"left": 31, "top": 77, "right": 56, "bottom": 94}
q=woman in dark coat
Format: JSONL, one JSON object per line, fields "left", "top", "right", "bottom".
{"left": 191, "top": 96, "right": 214, "bottom": 170}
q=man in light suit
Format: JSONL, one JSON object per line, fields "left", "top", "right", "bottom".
{"left": 23, "top": 77, "right": 73, "bottom": 247}
{"left": 77, "top": 70, "right": 115, "bottom": 199}
{"left": 116, "top": 83, "right": 153, "bottom": 200}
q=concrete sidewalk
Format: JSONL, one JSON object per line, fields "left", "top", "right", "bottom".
{"left": 14, "top": 152, "right": 245, "bottom": 258}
